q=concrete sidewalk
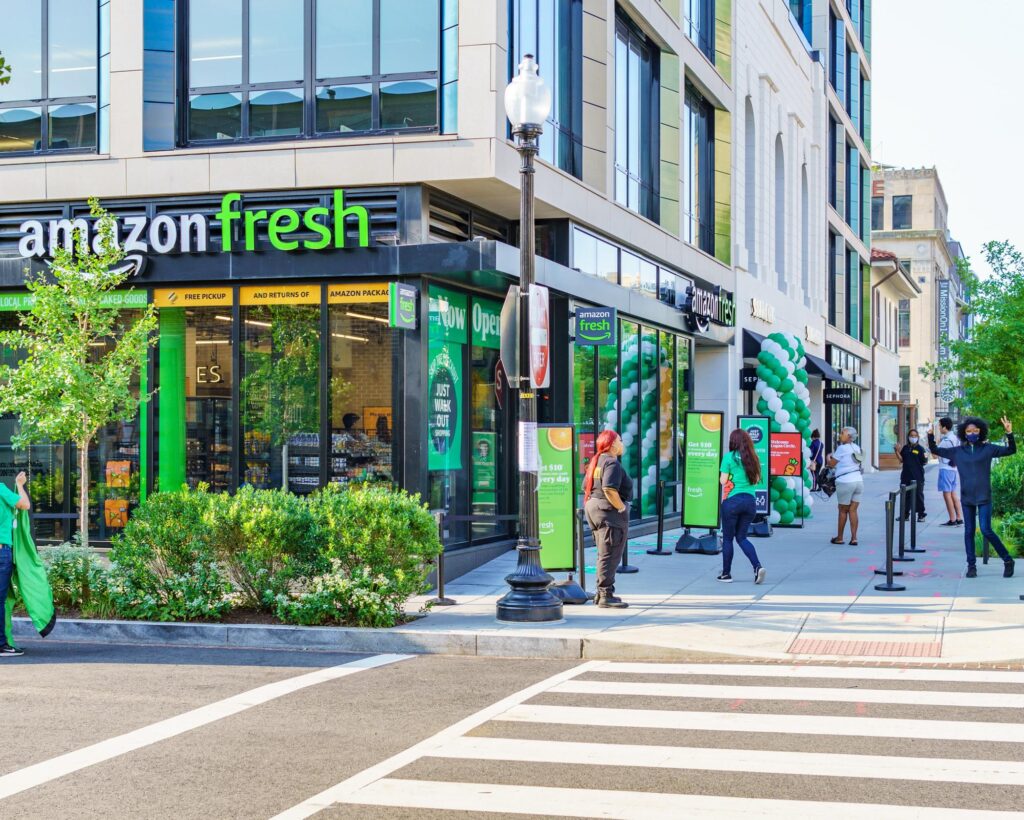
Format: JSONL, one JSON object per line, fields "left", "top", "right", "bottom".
{"left": 406, "top": 466, "right": 1024, "bottom": 663}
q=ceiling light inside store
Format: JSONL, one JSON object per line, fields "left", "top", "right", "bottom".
{"left": 345, "top": 311, "right": 388, "bottom": 324}
{"left": 215, "top": 314, "right": 271, "bottom": 328}
{"left": 331, "top": 332, "right": 368, "bottom": 343}
{"left": 195, "top": 339, "right": 230, "bottom": 345}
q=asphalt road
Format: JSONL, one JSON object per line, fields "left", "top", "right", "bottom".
{"left": 3, "top": 641, "right": 1024, "bottom": 819}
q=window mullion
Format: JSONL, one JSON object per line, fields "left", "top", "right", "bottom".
{"left": 372, "top": 0, "right": 381, "bottom": 130}
{"left": 305, "top": 0, "right": 314, "bottom": 136}
{"left": 40, "top": 0, "right": 50, "bottom": 149}
{"left": 242, "top": 0, "right": 250, "bottom": 137}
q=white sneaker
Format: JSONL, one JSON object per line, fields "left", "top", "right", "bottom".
{"left": 755, "top": 567, "right": 766, "bottom": 585}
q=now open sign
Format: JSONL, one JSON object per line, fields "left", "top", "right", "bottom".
{"left": 575, "top": 306, "right": 617, "bottom": 346}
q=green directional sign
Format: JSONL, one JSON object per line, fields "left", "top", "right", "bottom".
{"left": 538, "top": 426, "right": 576, "bottom": 571}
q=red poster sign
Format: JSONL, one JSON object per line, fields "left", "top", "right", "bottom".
{"left": 769, "top": 432, "right": 803, "bottom": 477}
{"left": 578, "top": 432, "right": 595, "bottom": 474}
{"left": 494, "top": 359, "right": 506, "bottom": 410}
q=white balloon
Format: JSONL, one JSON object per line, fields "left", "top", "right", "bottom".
{"left": 762, "top": 387, "right": 778, "bottom": 401}
{"left": 621, "top": 433, "right": 634, "bottom": 446}
{"left": 784, "top": 361, "right": 796, "bottom": 375}
{"left": 769, "top": 510, "right": 782, "bottom": 525}
{"left": 756, "top": 380, "right": 768, "bottom": 394}
{"left": 774, "top": 410, "right": 790, "bottom": 424}
{"left": 627, "top": 420, "right": 639, "bottom": 435}
{"left": 768, "top": 397, "right": 784, "bottom": 412}
{"left": 781, "top": 422, "right": 797, "bottom": 432}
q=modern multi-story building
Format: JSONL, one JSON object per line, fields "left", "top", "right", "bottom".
{"left": 0, "top": 0, "right": 745, "bottom": 575}
{"left": 871, "top": 166, "right": 969, "bottom": 436}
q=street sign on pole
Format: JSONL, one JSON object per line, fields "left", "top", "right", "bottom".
{"left": 499, "top": 285, "right": 519, "bottom": 385}
{"left": 529, "top": 283, "right": 550, "bottom": 389}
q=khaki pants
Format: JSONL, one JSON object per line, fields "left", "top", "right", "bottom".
{"left": 593, "top": 523, "right": 627, "bottom": 592}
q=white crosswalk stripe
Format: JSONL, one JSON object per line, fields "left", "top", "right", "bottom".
{"left": 275, "top": 661, "right": 1024, "bottom": 819}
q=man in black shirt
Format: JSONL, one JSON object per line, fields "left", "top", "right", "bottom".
{"left": 894, "top": 431, "right": 928, "bottom": 520}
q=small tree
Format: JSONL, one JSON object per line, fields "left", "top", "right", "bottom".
{"left": 0, "top": 199, "right": 157, "bottom": 547}
{"left": 924, "top": 242, "right": 1024, "bottom": 429}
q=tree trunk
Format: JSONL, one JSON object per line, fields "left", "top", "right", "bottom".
{"left": 78, "top": 440, "right": 89, "bottom": 549}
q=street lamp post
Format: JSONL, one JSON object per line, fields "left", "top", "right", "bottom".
{"left": 496, "top": 55, "right": 563, "bottom": 623}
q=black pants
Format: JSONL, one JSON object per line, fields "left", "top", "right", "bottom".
{"left": 592, "top": 522, "right": 627, "bottom": 592}
{"left": 902, "top": 477, "right": 926, "bottom": 516}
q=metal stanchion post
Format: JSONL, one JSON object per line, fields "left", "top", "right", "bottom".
{"left": 876, "top": 492, "right": 905, "bottom": 577}
{"left": 648, "top": 480, "right": 672, "bottom": 555}
{"left": 894, "top": 484, "right": 914, "bottom": 564}
{"left": 576, "top": 508, "right": 595, "bottom": 602}
{"left": 619, "top": 516, "right": 640, "bottom": 574}
{"left": 906, "top": 480, "right": 925, "bottom": 553}
{"left": 875, "top": 496, "right": 906, "bottom": 592}
{"left": 428, "top": 511, "right": 456, "bottom": 606}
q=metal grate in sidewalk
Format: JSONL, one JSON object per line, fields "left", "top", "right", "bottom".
{"left": 787, "top": 638, "right": 942, "bottom": 657}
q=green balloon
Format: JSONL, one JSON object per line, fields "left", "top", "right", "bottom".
{"left": 780, "top": 378, "right": 795, "bottom": 393}
{"left": 766, "top": 374, "right": 781, "bottom": 390}
{"left": 781, "top": 488, "right": 795, "bottom": 501}
{"left": 770, "top": 489, "right": 781, "bottom": 502}
{"left": 795, "top": 370, "right": 808, "bottom": 384}
{"left": 780, "top": 511, "right": 795, "bottom": 525}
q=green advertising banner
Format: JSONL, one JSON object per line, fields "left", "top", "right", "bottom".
{"left": 682, "top": 411, "right": 724, "bottom": 530}
{"left": 538, "top": 426, "right": 576, "bottom": 571}
{"left": 472, "top": 432, "right": 496, "bottom": 490}
{"left": 0, "top": 289, "right": 149, "bottom": 312}
{"left": 738, "top": 415, "right": 770, "bottom": 515}
{"left": 427, "top": 340, "right": 463, "bottom": 471}
{"left": 428, "top": 285, "right": 468, "bottom": 345}
{"left": 471, "top": 297, "right": 502, "bottom": 349}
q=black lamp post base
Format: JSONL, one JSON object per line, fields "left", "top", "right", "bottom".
{"left": 496, "top": 541, "right": 564, "bottom": 623}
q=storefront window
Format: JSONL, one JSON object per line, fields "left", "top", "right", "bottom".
{"left": 239, "top": 290, "right": 321, "bottom": 494}
{"left": 676, "top": 337, "right": 691, "bottom": 511}
{"left": 328, "top": 291, "right": 397, "bottom": 487}
{"left": 659, "top": 331, "right": 676, "bottom": 514}
{"left": 638, "top": 327, "right": 660, "bottom": 516}
{"left": 469, "top": 297, "right": 506, "bottom": 540}
{"left": 573, "top": 344, "right": 596, "bottom": 497}
{"left": 618, "top": 321, "right": 640, "bottom": 520}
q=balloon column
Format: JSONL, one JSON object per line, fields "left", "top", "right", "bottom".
{"left": 601, "top": 331, "right": 667, "bottom": 516}
{"left": 754, "top": 333, "right": 815, "bottom": 525}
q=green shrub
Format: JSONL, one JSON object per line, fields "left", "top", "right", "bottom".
{"left": 107, "top": 487, "right": 232, "bottom": 621}
{"left": 308, "top": 483, "right": 441, "bottom": 602}
{"left": 207, "top": 487, "right": 325, "bottom": 610}
{"left": 991, "top": 457, "right": 1024, "bottom": 517}
{"left": 271, "top": 562, "right": 407, "bottom": 628}
{"left": 974, "top": 514, "right": 1024, "bottom": 559}
{"left": 40, "top": 540, "right": 117, "bottom": 618}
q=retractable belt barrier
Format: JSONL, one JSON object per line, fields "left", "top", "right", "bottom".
{"left": 874, "top": 491, "right": 906, "bottom": 592}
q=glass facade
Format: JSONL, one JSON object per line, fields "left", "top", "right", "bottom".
{"left": 573, "top": 315, "right": 691, "bottom": 522}
{"left": 509, "top": 0, "right": 583, "bottom": 177}
{"left": 614, "top": 14, "right": 659, "bottom": 221}
{"left": 684, "top": 0, "right": 716, "bottom": 62}
{"left": 186, "top": 0, "right": 441, "bottom": 143}
{"left": 683, "top": 84, "right": 715, "bottom": 254}
{"left": 0, "top": 0, "right": 99, "bottom": 154}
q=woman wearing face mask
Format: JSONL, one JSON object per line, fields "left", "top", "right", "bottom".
{"left": 827, "top": 427, "right": 864, "bottom": 545}
{"left": 928, "top": 415, "right": 1016, "bottom": 578}
{"left": 894, "top": 430, "right": 928, "bottom": 521}
{"left": 583, "top": 430, "right": 633, "bottom": 608}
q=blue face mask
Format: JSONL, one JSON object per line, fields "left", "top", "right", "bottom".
{"left": 966, "top": 433, "right": 980, "bottom": 443}
{"left": 908, "top": 437, "right": 919, "bottom": 445}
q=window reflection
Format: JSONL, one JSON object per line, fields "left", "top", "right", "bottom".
{"left": 48, "top": 103, "right": 97, "bottom": 150}
{"left": 250, "top": 89, "right": 303, "bottom": 137}
{"left": 380, "top": 0, "right": 440, "bottom": 74}
{"left": 48, "top": 0, "right": 98, "bottom": 98}
{"left": 316, "top": 84, "right": 373, "bottom": 133}
{"left": 189, "top": 92, "right": 242, "bottom": 141}
{"left": 380, "top": 80, "right": 437, "bottom": 129}
{"left": 0, "top": 1, "right": 43, "bottom": 102}
{"left": 189, "top": 0, "right": 243, "bottom": 87}
{"left": 317, "top": 0, "right": 373, "bottom": 79}
{"left": 0, "top": 108, "right": 42, "bottom": 154}
{"left": 249, "top": 0, "right": 304, "bottom": 84}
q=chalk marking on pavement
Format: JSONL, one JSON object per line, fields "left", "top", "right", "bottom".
{"left": 498, "top": 704, "right": 1024, "bottom": 743}
{"left": 0, "top": 653, "right": 411, "bottom": 802}
{"left": 271, "top": 660, "right": 603, "bottom": 820}
{"left": 335, "top": 779, "right": 1013, "bottom": 819}
{"left": 552, "top": 679, "right": 1024, "bottom": 708}
{"left": 425, "top": 735, "right": 1024, "bottom": 786}
{"left": 600, "top": 662, "right": 1024, "bottom": 684}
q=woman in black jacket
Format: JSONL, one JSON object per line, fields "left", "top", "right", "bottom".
{"left": 928, "top": 415, "right": 1015, "bottom": 578}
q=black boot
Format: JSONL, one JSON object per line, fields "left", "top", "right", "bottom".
{"left": 595, "top": 589, "right": 629, "bottom": 608}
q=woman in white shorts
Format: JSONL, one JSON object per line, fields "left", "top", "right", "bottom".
{"left": 828, "top": 427, "right": 864, "bottom": 545}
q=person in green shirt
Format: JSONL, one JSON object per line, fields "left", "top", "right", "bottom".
{"left": 717, "top": 429, "right": 765, "bottom": 585}
{"left": 1, "top": 471, "right": 32, "bottom": 657}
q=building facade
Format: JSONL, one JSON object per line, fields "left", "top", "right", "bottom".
{"left": 0, "top": 0, "right": 743, "bottom": 574}
{"left": 871, "top": 166, "right": 969, "bottom": 436}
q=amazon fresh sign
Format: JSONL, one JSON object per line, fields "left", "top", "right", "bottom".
{"left": 17, "top": 189, "right": 371, "bottom": 262}
{"left": 388, "top": 282, "right": 418, "bottom": 330}
{"left": 575, "top": 306, "right": 617, "bottom": 346}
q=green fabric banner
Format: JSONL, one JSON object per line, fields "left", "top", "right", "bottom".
{"left": 738, "top": 415, "right": 770, "bottom": 515}
{"left": 682, "top": 411, "right": 723, "bottom": 530}
{"left": 157, "top": 309, "right": 187, "bottom": 492}
{"left": 538, "top": 426, "right": 575, "bottom": 571}
{"left": 427, "top": 339, "right": 463, "bottom": 471}
{"left": 428, "top": 285, "right": 468, "bottom": 345}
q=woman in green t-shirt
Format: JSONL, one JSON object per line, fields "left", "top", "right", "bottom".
{"left": 717, "top": 429, "right": 765, "bottom": 584}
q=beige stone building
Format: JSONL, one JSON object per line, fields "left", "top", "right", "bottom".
{"left": 871, "top": 166, "right": 968, "bottom": 434}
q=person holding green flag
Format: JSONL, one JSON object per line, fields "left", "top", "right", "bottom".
{"left": 2, "top": 471, "right": 37, "bottom": 657}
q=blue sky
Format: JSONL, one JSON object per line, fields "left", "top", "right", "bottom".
{"left": 872, "top": 0, "right": 1023, "bottom": 276}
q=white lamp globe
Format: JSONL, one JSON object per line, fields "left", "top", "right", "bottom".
{"left": 504, "top": 54, "right": 552, "bottom": 130}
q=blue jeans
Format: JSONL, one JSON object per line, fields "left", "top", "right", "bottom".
{"left": 721, "top": 494, "right": 760, "bottom": 574}
{"left": 963, "top": 504, "right": 1011, "bottom": 567}
{"left": 0, "top": 545, "right": 12, "bottom": 634}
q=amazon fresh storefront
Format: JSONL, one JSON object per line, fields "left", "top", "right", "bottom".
{"left": 0, "top": 187, "right": 730, "bottom": 572}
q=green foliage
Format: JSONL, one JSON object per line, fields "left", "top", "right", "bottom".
{"left": 0, "top": 53, "right": 10, "bottom": 86}
{"left": 40, "top": 539, "right": 117, "bottom": 618}
{"left": 106, "top": 487, "right": 233, "bottom": 621}
{"left": 991, "top": 457, "right": 1024, "bottom": 518}
{"left": 975, "top": 514, "right": 1024, "bottom": 559}
{"left": 271, "top": 562, "right": 407, "bottom": 628}
{"left": 0, "top": 198, "right": 158, "bottom": 547}
{"left": 207, "top": 486, "right": 325, "bottom": 610}
{"left": 924, "top": 243, "right": 1024, "bottom": 424}
{"left": 308, "top": 483, "right": 442, "bottom": 602}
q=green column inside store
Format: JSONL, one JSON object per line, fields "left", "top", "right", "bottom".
{"left": 158, "top": 308, "right": 187, "bottom": 492}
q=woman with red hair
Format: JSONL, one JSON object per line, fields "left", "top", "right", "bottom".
{"left": 584, "top": 429, "right": 633, "bottom": 608}
{"left": 718, "top": 428, "right": 766, "bottom": 584}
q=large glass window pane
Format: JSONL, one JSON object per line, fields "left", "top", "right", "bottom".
{"left": 0, "top": 108, "right": 43, "bottom": 153}
{"left": 620, "top": 251, "right": 640, "bottom": 291}
{"left": 618, "top": 322, "right": 640, "bottom": 519}
{"left": 240, "top": 305, "right": 321, "bottom": 494}
{"left": 0, "top": 1, "right": 43, "bottom": 102}
{"left": 597, "top": 239, "right": 618, "bottom": 284}
{"left": 380, "top": 79, "right": 437, "bottom": 129}
{"left": 316, "top": 84, "right": 372, "bottom": 133}
{"left": 316, "top": 0, "right": 373, "bottom": 79}
{"left": 189, "top": 92, "right": 242, "bottom": 140}
{"left": 48, "top": 103, "right": 97, "bottom": 149}
{"left": 48, "top": 0, "right": 98, "bottom": 98}
{"left": 892, "top": 195, "right": 913, "bottom": 230}
{"left": 249, "top": 0, "right": 304, "bottom": 84}
{"left": 329, "top": 301, "right": 396, "bottom": 487}
{"left": 249, "top": 88, "right": 303, "bottom": 137}
{"left": 573, "top": 344, "right": 595, "bottom": 495}
{"left": 659, "top": 332, "right": 676, "bottom": 513}
{"left": 380, "top": 0, "right": 439, "bottom": 75}
{"left": 572, "top": 228, "right": 597, "bottom": 277}
{"left": 639, "top": 327, "right": 659, "bottom": 517}
{"left": 189, "top": 0, "right": 243, "bottom": 88}
{"left": 675, "top": 337, "right": 690, "bottom": 511}
{"left": 469, "top": 296, "right": 508, "bottom": 541}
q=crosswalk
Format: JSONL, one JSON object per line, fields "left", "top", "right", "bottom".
{"left": 277, "top": 661, "right": 1024, "bottom": 819}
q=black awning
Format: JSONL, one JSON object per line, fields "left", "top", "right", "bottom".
{"left": 805, "top": 352, "right": 845, "bottom": 382}
{"left": 742, "top": 329, "right": 766, "bottom": 358}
